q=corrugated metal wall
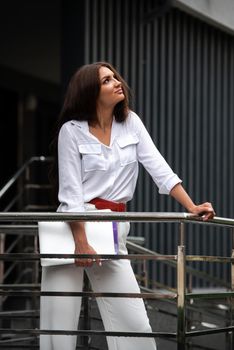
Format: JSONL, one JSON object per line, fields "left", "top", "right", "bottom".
{"left": 83, "top": 0, "right": 234, "bottom": 287}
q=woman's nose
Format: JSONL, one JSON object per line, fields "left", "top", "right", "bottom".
{"left": 114, "top": 78, "right": 121, "bottom": 86}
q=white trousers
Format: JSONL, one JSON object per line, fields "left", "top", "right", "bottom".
{"left": 40, "top": 222, "right": 157, "bottom": 350}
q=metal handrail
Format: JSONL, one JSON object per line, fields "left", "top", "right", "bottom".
{"left": 0, "top": 211, "right": 234, "bottom": 350}
{"left": 0, "top": 211, "right": 232, "bottom": 227}
{"left": 0, "top": 211, "right": 191, "bottom": 221}
{"left": 0, "top": 156, "right": 53, "bottom": 201}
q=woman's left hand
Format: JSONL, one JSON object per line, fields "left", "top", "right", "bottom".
{"left": 189, "top": 202, "right": 216, "bottom": 221}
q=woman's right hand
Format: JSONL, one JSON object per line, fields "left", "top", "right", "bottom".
{"left": 74, "top": 241, "right": 101, "bottom": 267}
{"left": 70, "top": 221, "right": 101, "bottom": 267}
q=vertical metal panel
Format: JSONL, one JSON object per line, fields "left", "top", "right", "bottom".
{"left": 134, "top": 0, "right": 144, "bottom": 215}
{"left": 229, "top": 44, "right": 234, "bottom": 220}
{"left": 83, "top": 0, "right": 234, "bottom": 287}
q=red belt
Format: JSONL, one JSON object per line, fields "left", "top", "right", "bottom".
{"left": 89, "top": 198, "right": 126, "bottom": 212}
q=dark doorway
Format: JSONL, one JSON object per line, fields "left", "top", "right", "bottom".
{"left": 0, "top": 88, "right": 18, "bottom": 188}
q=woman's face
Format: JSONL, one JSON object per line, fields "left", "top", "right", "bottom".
{"left": 97, "top": 66, "right": 125, "bottom": 109}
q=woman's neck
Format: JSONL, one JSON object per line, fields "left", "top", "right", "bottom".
{"left": 92, "top": 109, "right": 113, "bottom": 131}
{"left": 89, "top": 111, "right": 113, "bottom": 146}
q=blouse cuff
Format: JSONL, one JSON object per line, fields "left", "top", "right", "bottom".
{"left": 158, "top": 176, "right": 182, "bottom": 195}
{"left": 57, "top": 202, "right": 85, "bottom": 213}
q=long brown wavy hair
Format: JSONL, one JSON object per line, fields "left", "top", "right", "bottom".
{"left": 49, "top": 62, "right": 131, "bottom": 204}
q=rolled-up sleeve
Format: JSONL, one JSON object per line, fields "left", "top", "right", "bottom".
{"left": 57, "top": 123, "right": 85, "bottom": 212}
{"left": 134, "top": 116, "right": 182, "bottom": 195}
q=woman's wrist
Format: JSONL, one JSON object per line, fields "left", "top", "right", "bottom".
{"left": 69, "top": 221, "right": 88, "bottom": 245}
{"left": 187, "top": 204, "right": 198, "bottom": 214}
{"left": 170, "top": 184, "right": 196, "bottom": 212}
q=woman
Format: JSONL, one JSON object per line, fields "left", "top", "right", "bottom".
{"left": 40, "top": 62, "right": 215, "bottom": 350}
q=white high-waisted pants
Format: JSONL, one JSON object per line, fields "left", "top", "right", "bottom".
{"left": 40, "top": 222, "right": 157, "bottom": 350}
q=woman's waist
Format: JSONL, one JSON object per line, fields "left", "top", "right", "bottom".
{"left": 86, "top": 197, "right": 126, "bottom": 212}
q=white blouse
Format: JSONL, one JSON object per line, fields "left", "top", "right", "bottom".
{"left": 57, "top": 111, "right": 182, "bottom": 212}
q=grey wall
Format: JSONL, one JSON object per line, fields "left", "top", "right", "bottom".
{"left": 174, "top": 0, "right": 234, "bottom": 34}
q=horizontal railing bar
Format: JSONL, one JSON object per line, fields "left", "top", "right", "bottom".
{"left": 0, "top": 328, "right": 176, "bottom": 338}
{"left": 0, "top": 309, "right": 38, "bottom": 315}
{"left": 0, "top": 345, "right": 38, "bottom": 348}
{"left": 0, "top": 284, "right": 40, "bottom": 289}
{"left": 0, "top": 336, "right": 39, "bottom": 344}
{"left": 186, "top": 326, "right": 234, "bottom": 337}
{"left": 0, "top": 343, "right": 39, "bottom": 349}
{"left": 0, "top": 346, "right": 38, "bottom": 349}
{"left": 0, "top": 212, "right": 233, "bottom": 227}
{"left": 186, "top": 291, "right": 234, "bottom": 299}
{"left": 0, "top": 211, "right": 191, "bottom": 222}
{"left": 185, "top": 216, "right": 234, "bottom": 228}
{"left": 0, "top": 290, "right": 177, "bottom": 299}
{"left": 0, "top": 253, "right": 177, "bottom": 261}
{"left": 186, "top": 255, "right": 234, "bottom": 263}
{"left": 0, "top": 315, "right": 38, "bottom": 319}
{"left": 0, "top": 225, "right": 38, "bottom": 234}
{"left": 25, "top": 184, "right": 52, "bottom": 189}
{"left": 0, "top": 224, "right": 38, "bottom": 236}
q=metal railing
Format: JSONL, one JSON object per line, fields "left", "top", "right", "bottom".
{"left": 0, "top": 157, "right": 234, "bottom": 348}
{"left": 0, "top": 211, "right": 234, "bottom": 349}
{"left": 0, "top": 156, "right": 54, "bottom": 212}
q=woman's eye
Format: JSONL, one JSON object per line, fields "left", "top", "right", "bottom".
{"left": 103, "top": 78, "right": 110, "bottom": 84}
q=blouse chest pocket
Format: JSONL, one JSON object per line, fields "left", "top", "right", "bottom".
{"left": 116, "top": 134, "right": 139, "bottom": 166}
{"left": 78, "top": 144, "right": 107, "bottom": 172}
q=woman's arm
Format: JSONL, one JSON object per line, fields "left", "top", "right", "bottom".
{"left": 70, "top": 222, "right": 101, "bottom": 267}
{"left": 58, "top": 124, "right": 100, "bottom": 266}
{"left": 170, "top": 183, "right": 215, "bottom": 221}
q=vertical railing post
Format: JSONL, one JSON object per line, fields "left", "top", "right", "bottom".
{"left": 230, "top": 228, "right": 234, "bottom": 348}
{"left": 82, "top": 272, "right": 91, "bottom": 348}
{"left": 32, "top": 232, "right": 39, "bottom": 342}
{"left": 0, "top": 234, "right": 4, "bottom": 286}
{"left": 24, "top": 164, "right": 30, "bottom": 210}
{"left": 0, "top": 233, "right": 5, "bottom": 335}
{"left": 177, "top": 222, "right": 186, "bottom": 349}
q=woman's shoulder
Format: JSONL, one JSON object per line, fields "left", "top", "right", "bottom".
{"left": 125, "top": 110, "right": 144, "bottom": 131}
{"left": 59, "top": 119, "right": 87, "bottom": 137}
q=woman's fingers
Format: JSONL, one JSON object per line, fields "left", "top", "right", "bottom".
{"left": 74, "top": 250, "right": 102, "bottom": 267}
{"left": 194, "top": 202, "right": 216, "bottom": 220}
{"left": 189, "top": 202, "right": 215, "bottom": 221}
{"left": 75, "top": 258, "right": 93, "bottom": 267}
{"left": 74, "top": 242, "right": 94, "bottom": 266}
